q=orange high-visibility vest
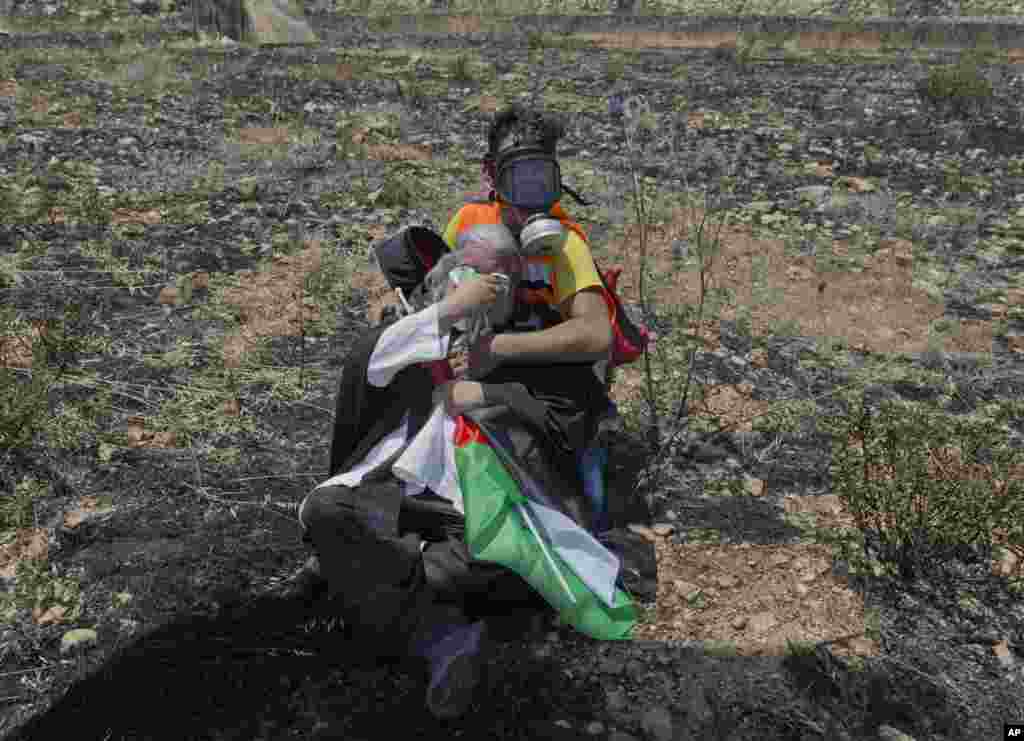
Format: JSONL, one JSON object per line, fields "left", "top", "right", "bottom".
{"left": 447, "top": 200, "right": 588, "bottom": 246}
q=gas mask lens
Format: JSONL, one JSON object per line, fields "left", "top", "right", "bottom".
{"left": 495, "top": 155, "right": 561, "bottom": 211}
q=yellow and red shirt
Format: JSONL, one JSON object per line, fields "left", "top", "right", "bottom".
{"left": 441, "top": 201, "right": 602, "bottom": 332}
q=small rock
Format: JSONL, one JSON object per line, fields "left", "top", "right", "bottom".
{"left": 651, "top": 523, "right": 675, "bottom": 537}
{"left": 117, "top": 136, "right": 138, "bottom": 149}
{"left": 586, "top": 721, "right": 606, "bottom": 735}
{"left": 664, "top": 510, "right": 677, "bottom": 521}
{"left": 731, "top": 616, "right": 748, "bottom": 630}
{"left": 555, "top": 719, "right": 572, "bottom": 729}
{"left": 877, "top": 725, "right": 916, "bottom": 741}
{"left": 795, "top": 583, "right": 810, "bottom": 597}
{"left": 639, "top": 706, "right": 673, "bottom": 741}
{"left": 60, "top": 628, "right": 98, "bottom": 656}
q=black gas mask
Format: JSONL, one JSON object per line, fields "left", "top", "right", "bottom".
{"left": 493, "top": 145, "right": 569, "bottom": 257}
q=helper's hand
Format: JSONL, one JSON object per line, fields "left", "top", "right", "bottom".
{"left": 438, "top": 274, "right": 502, "bottom": 323}
{"left": 433, "top": 380, "right": 486, "bottom": 417}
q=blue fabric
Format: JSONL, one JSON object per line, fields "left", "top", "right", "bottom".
{"left": 578, "top": 444, "right": 609, "bottom": 535}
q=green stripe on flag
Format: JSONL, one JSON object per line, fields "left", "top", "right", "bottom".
{"left": 455, "top": 438, "right": 638, "bottom": 641}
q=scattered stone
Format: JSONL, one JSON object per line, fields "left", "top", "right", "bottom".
{"left": 60, "top": 628, "right": 98, "bottom": 656}
{"left": 651, "top": 523, "right": 675, "bottom": 537}
{"left": 877, "top": 725, "right": 916, "bottom": 741}
{"left": 794, "top": 582, "right": 810, "bottom": 596}
{"left": 554, "top": 719, "right": 572, "bottom": 729}
{"left": 639, "top": 706, "right": 673, "bottom": 741}
{"left": 585, "top": 721, "right": 606, "bottom": 735}
{"left": 731, "top": 616, "right": 748, "bottom": 630}
{"left": 716, "top": 574, "right": 740, "bottom": 589}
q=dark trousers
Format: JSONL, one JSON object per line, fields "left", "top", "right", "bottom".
{"left": 299, "top": 477, "right": 545, "bottom": 649}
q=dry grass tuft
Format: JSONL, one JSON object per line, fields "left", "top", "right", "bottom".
{"left": 219, "top": 242, "right": 324, "bottom": 367}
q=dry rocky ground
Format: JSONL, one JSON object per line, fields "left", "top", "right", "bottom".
{"left": 1, "top": 4, "right": 1024, "bottom": 740}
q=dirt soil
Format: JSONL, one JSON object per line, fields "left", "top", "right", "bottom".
{"left": 1, "top": 5, "right": 1024, "bottom": 741}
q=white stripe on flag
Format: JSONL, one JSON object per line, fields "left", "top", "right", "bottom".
{"left": 524, "top": 499, "right": 621, "bottom": 609}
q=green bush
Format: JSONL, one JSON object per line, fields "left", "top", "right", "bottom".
{"left": 819, "top": 390, "right": 1024, "bottom": 581}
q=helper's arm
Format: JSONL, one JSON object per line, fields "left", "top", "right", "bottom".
{"left": 490, "top": 286, "right": 612, "bottom": 365}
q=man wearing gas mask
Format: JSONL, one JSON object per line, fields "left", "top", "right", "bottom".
{"left": 441, "top": 104, "right": 613, "bottom": 381}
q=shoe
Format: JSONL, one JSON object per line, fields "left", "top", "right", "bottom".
{"left": 410, "top": 615, "right": 488, "bottom": 720}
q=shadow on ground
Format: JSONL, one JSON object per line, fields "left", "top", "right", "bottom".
{"left": 8, "top": 593, "right": 606, "bottom": 741}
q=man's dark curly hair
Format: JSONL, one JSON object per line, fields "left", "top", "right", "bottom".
{"left": 486, "top": 105, "right": 565, "bottom": 162}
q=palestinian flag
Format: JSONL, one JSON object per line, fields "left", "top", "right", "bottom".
{"left": 453, "top": 415, "right": 638, "bottom": 640}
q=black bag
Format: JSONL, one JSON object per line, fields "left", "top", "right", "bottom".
{"left": 371, "top": 226, "right": 449, "bottom": 298}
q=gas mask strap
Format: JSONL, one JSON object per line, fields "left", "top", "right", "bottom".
{"left": 561, "top": 182, "right": 591, "bottom": 207}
